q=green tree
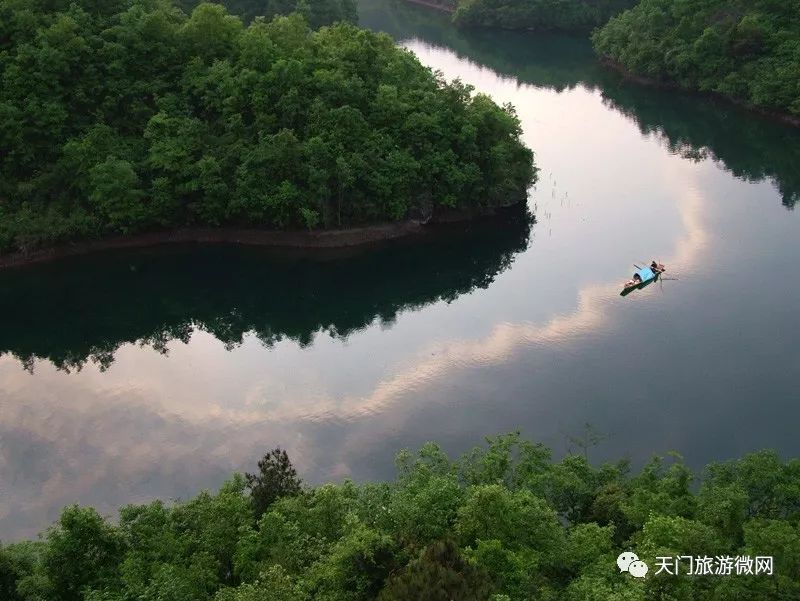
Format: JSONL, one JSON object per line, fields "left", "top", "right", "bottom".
{"left": 452, "top": 0, "right": 639, "bottom": 32}
{"left": 245, "top": 448, "right": 302, "bottom": 519}
{"left": 305, "top": 520, "right": 398, "bottom": 600}
{"left": 181, "top": 2, "right": 244, "bottom": 61}
{"left": 0, "top": 544, "right": 24, "bottom": 601}
{"left": 214, "top": 565, "right": 303, "bottom": 601}
{"left": 378, "top": 539, "right": 491, "bottom": 601}
{"left": 456, "top": 485, "right": 563, "bottom": 554}
{"left": 88, "top": 158, "right": 148, "bottom": 232}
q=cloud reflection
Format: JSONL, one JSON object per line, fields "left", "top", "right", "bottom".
{"left": 291, "top": 163, "right": 709, "bottom": 423}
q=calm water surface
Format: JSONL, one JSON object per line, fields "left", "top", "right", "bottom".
{"left": 1, "top": 1, "right": 799, "bottom": 540}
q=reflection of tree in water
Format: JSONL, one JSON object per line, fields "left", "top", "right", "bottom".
{"left": 360, "top": 0, "right": 800, "bottom": 208}
{"left": 0, "top": 208, "right": 532, "bottom": 371}
{"left": 597, "top": 80, "right": 800, "bottom": 209}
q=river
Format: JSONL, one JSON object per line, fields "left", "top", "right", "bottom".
{"left": 1, "top": 0, "right": 799, "bottom": 540}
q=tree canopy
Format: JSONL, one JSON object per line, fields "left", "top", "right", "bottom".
{"left": 2, "top": 434, "right": 799, "bottom": 600}
{"left": 451, "top": 0, "right": 639, "bottom": 32}
{"left": 0, "top": 0, "right": 535, "bottom": 255}
{"left": 179, "top": 0, "right": 358, "bottom": 27}
{"left": 592, "top": 0, "right": 800, "bottom": 118}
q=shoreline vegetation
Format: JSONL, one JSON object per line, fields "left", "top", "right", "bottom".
{"left": 395, "top": 0, "right": 637, "bottom": 33}
{"left": 592, "top": 0, "right": 800, "bottom": 126}
{"left": 598, "top": 58, "right": 800, "bottom": 129}
{"left": 0, "top": 0, "right": 536, "bottom": 260}
{"left": 445, "top": 0, "right": 637, "bottom": 32}
{"left": 1, "top": 434, "right": 799, "bottom": 600}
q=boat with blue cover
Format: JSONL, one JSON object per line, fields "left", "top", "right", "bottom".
{"left": 621, "top": 262, "right": 665, "bottom": 296}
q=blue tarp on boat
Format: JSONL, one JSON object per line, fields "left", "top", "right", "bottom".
{"left": 635, "top": 267, "right": 655, "bottom": 281}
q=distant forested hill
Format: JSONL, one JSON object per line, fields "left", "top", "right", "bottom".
{"left": 593, "top": 0, "right": 800, "bottom": 120}
{"left": 452, "top": 0, "right": 639, "bottom": 32}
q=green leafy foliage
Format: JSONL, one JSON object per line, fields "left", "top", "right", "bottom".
{"left": 4, "top": 434, "right": 800, "bottom": 600}
{"left": 0, "top": 1, "right": 535, "bottom": 254}
{"left": 0, "top": 544, "right": 31, "bottom": 601}
{"left": 378, "top": 539, "right": 491, "bottom": 600}
{"left": 452, "top": 0, "right": 640, "bottom": 32}
{"left": 179, "top": 0, "right": 358, "bottom": 28}
{"left": 43, "top": 506, "right": 125, "bottom": 601}
{"left": 592, "top": 0, "right": 800, "bottom": 116}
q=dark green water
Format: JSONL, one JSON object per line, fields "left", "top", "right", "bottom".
{"left": 1, "top": 0, "right": 799, "bottom": 540}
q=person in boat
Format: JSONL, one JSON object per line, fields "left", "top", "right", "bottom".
{"left": 626, "top": 273, "right": 642, "bottom": 288}
{"left": 650, "top": 260, "right": 662, "bottom": 273}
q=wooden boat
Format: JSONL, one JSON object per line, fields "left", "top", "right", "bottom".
{"left": 621, "top": 263, "right": 665, "bottom": 296}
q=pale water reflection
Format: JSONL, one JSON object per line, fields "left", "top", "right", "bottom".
{"left": 1, "top": 3, "right": 799, "bottom": 541}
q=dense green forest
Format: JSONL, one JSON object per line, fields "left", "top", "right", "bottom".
{"left": 1, "top": 434, "right": 798, "bottom": 600}
{"left": 592, "top": 0, "right": 800, "bottom": 119}
{"left": 179, "top": 0, "right": 358, "bottom": 27}
{"left": 0, "top": 0, "right": 535, "bottom": 255}
{"left": 451, "top": 0, "right": 639, "bottom": 32}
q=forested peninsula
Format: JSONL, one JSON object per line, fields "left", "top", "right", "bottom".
{"left": 0, "top": 0, "right": 535, "bottom": 257}
{"left": 592, "top": 0, "right": 800, "bottom": 123}
{"left": 2, "top": 434, "right": 799, "bottom": 601}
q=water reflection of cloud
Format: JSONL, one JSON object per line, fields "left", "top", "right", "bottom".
{"left": 285, "top": 164, "right": 709, "bottom": 424}
{"left": 0, "top": 371, "right": 317, "bottom": 539}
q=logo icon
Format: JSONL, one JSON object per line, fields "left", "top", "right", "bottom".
{"left": 617, "top": 552, "right": 649, "bottom": 578}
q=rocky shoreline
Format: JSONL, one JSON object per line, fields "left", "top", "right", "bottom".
{"left": 0, "top": 222, "right": 427, "bottom": 270}
{"left": 0, "top": 204, "right": 528, "bottom": 270}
